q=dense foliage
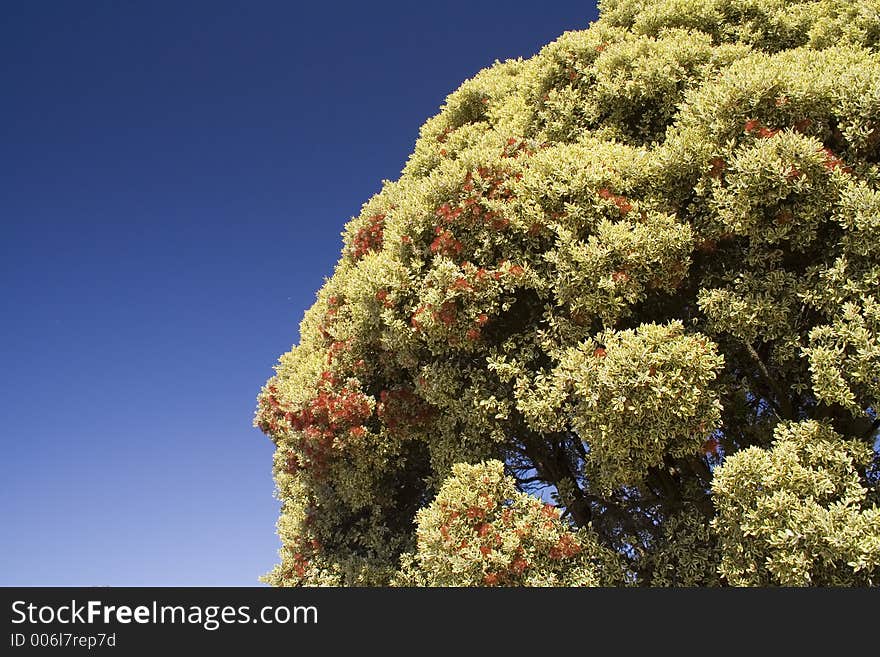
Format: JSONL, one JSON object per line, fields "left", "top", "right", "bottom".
{"left": 256, "top": 0, "right": 880, "bottom": 586}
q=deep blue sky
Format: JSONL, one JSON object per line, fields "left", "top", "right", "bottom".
{"left": 1, "top": 1, "right": 599, "bottom": 586}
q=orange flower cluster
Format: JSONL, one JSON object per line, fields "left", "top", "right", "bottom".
{"left": 708, "top": 156, "right": 727, "bottom": 179}
{"left": 317, "top": 295, "right": 344, "bottom": 341}
{"left": 428, "top": 489, "right": 601, "bottom": 586}
{"left": 744, "top": 118, "right": 778, "bottom": 139}
{"left": 258, "top": 372, "right": 373, "bottom": 476}
{"left": 284, "top": 533, "right": 321, "bottom": 580}
{"left": 597, "top": 187, "right": 633, "bottom": 215}
{"left": 351, "top": 213, "right": 386, "bottom": 260}
{"left": 376, "top": 388, "right": 434, "bottom": 432}
{"left": 819, "top": 147, "right": 852, "bottom": 174}
{"left": 432, "top": 165, "right": 518, "bottom": 238}
{"left": 430, "top": 227, "right": 464, "bottom": 257}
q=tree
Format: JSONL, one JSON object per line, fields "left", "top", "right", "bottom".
{"left": 255, "top": 0, "right": 880, "bottom": 586}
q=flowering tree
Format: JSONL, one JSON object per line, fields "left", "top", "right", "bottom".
{"left": 256, "top": 0, "right": 880, "bottom": 586}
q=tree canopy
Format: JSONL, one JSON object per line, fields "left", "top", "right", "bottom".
{"left": 255, "top": 0, "right": 880, "bottom": 586}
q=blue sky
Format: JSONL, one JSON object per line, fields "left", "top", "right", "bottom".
{"left": 1, "top": 1, "right": 599, "bottom": 586}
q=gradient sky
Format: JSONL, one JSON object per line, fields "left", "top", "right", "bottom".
{"left": 1, "top": 1, "right": 599, "bottom": 586}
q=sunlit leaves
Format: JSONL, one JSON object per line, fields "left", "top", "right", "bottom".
{"left": 255, "top": 0, "right": 880, "bottom": 586}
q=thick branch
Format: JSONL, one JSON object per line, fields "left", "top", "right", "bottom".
{"left": 743, "top": 340, "right": 795, "bottom": 420}
{"left": 521, "top": 431, "right": 593, "bottom": 527}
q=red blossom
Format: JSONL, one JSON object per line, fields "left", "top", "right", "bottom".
{"left": 375, "top": 289, "right": 394, "bottom": 308}
{"left": 708, "top": 157, "right": 727, "bottom": 178}
{"left": 351, "top": 214, "right": 385, "bottom": 260}
{"left": 550, "top": 534, "right": 582, "bottom": 559}
{"left": 377, "top": 387, "right": 434, "bottom": 431}
{"left": 430, "top": 228, "right": 463, "bottom": 257}
{"left": 793, "top": 118, "right": 812, "bottom": 133}
{"left": 701, "top": 437, "right": 720, "bottom": 455}
{"left": 411, "top": 304, "right": 429, "bottom": 330}
{"left": 434, "top": 300, "right": 457, "bottom": 326}
{"left": 435, "top": 203, "right": 462, "bottom": 223}
{"left": 326, "top": 340, "right": 349, "bottom": 363}
{"left": 275, "top": 375, "right": 374, "bottom": 474}
{"left": 775, "top": 210, "right": 794, "bottom": 225}
{"left": 597, "top": 187, "right": 632, "bottom": 215}
{"left": 820, "top": 147, "right": 852, "bottom": 174}
{"left": 466, "top": 507, "right": 486, "bottom": 520}
{"left": 491, "top": 215, "right": 510, "bottom": 230}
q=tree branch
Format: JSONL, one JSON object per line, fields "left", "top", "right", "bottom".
{"left": 743, "top": 340, "right": 795, "bottom": 420}
{"left": 520, "top": 430, "right": 593, "bottom": 527}
{"left": 514, "top": 475, "right": 546, "bottom": 484}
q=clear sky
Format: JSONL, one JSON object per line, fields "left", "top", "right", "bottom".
{"left": 1, "top": 1, "right": 599, "bottom": 586}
